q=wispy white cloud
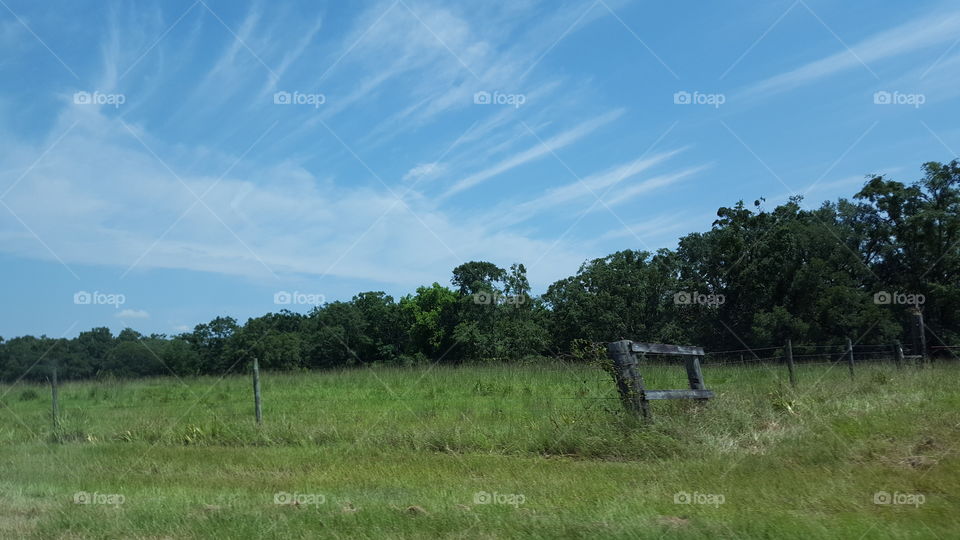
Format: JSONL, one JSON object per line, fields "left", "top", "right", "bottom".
{"left": 486, "top": 148, "right": 688, "bottom": 227}
{"left": 600, "top": 165, "right": 710, "bottom": 208}
{"left": 0, "top": 105, "right": 589, "bottom": 291}
{"left": 257, "top": 15, "right": 324, "bottom": 97}
{"left": 0, "top": 0, "right": 704, "bottom": 300}
{"left": 116, "top": 309, "right": 150, "bottom": 319}
{"left": 743, "top": 9, "right": 960, "bottom": 96}
{"left": 599, "top": 213, "right": 694, "bottom": 241}
{"left": 403, "top": 162, "right": 444, "bottom": 182}
{"left": 766, "top": 166, "right": 905, "bottom": 206}
{"left": 440, "top": 109, "right": 624, "bottom": 199}
{"left": 310, "top": 0, "right": 620, "bottom": 148}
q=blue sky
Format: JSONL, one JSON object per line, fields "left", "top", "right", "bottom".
{"left": 1, "top": 0, "right": 958, "bottom": 338}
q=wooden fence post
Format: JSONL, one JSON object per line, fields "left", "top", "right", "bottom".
{"left": 684, "top": 352, "right": 707, "bottom": 403}
{"left": 846, "top": 338, "right": 855, "bottom": 378}
{"left": 785, "top": 339, "right": 797, "bottom": 387}
{"left": 50, "top": 362, "right": 60, "bottom": 432}
{"left": 607, "top": 340, "right": 650, "bottom": 421}
{"left": 893, "top": 341, "right": 903, "bottom": 370}
{"left": 252, "top": 357, "right": 262, "bottom": 425}
{"left": 910, "top": 307, "right": 927, "bottom": 367}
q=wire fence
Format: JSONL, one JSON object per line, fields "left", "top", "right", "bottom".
{"left": 0, "top": 340, "right": 957, "bottom": 439}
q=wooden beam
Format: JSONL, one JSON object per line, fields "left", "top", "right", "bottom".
{"left": 644, "top": 389, "right": 715, "bottom": 400}
{"left": 630, "top": 342, "right": 705, "bottom": 356}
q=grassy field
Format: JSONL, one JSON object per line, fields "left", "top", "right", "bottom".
{"left": 1, "top": 359, "right": 958, "bottom": 538}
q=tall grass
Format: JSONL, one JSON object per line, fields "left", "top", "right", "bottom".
{"left": 0, "top": 360, "right": 952, "bottom": 457}
{"left": 1, "top": 360, "right": 957, "bottom": 538}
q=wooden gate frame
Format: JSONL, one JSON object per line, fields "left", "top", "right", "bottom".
{"left": 607, "top": 340, "right": 714, "bottom": 421}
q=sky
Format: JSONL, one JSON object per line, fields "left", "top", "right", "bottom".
{"left": 1, "top": 0, "right": 958, "bottom": 339}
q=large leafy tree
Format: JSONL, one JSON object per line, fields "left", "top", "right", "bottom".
{"left": 453, "top": 262, "right": 550, "bottom": 359}
{"left": 184, "top": 316, "right": 240, "bottom": 373}
{"left": 676, "top": 197, "right": 896, "bottom": 348}
{"left": 856, "top": 160, "right": 960, "bottom": 342}
{"left": 229, "top": 311, "right": 305, "bottom": 370}
{"left": 544, "top": 249, "right": 683, "bottom": 348}
{"left": 400, "top": 283, "right": 458, "bottom": 361}
{"left": 451, "top": 261, "right": 506, "bottom": 297}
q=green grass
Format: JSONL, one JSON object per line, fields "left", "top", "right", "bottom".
{"left": 1, "top": 360, "right": 958, "bottom": 538}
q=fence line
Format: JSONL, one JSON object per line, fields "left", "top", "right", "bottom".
{"left": 2, "top": 339, "right": 956, "bottom": 430}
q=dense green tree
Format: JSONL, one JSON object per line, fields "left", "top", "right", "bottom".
{"left": 184, "top": 316, "right": 240, "bottom": 373}
{"left": 855, "top": 161, "right": 960, "bottom": 342}
{"left": 451, "top": 261, "right": 506, "bottom": 297}
{"left": 301, "top": 301, "right": 369, "bottom": 368}
{"left": 400, "top": 283, "right": 459, "bottom": 361}
{"left": 228, "top": 311, "right": 306, "bottom": 370}
{"left": 350, "top": 292, "right": 405, "bottom": 362}
{"left": 1, "top": 161, "right": 956, "bottom": 379}
{"left": 543, "top": 249, "right": 682, "bottom": 348}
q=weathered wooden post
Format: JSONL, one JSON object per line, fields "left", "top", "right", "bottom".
{"left": 252, "top": 357, "right": 263, "bottom": 425}
{"left": 893, "top": 341, "right": 903, "bottom": 370}
{"left": 606, "top": 340, "right": 649, "bottom": 421}
{"left": 684, "top": 350, "right": 707, "bottom": 402}
{"left": 785, "top": 339, "right": 797, "bottom": 387}
{"left": 846, "top": 338, "right": 855, "bottom": 378}
{"left": 50, "top": 362, "right": 60, "bottom": 432}
{"left": 909, "top": 306, "right": 927, "bottom": 367}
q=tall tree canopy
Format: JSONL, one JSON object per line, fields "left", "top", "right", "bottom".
{"left": 3, "top": 161, "right": 957, "bottom": 380}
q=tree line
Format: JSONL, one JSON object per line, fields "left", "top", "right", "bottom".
{"left": 2, "top": 161, "right": 958, "bottom": 381}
